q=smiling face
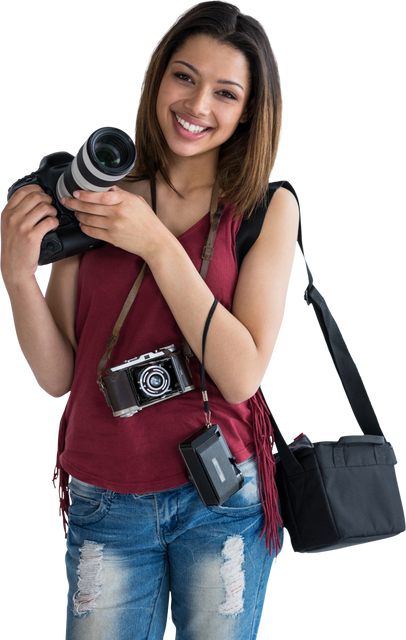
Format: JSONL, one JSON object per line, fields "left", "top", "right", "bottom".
{"left": 156, "top": 35, "right": 251, "bottom": 163}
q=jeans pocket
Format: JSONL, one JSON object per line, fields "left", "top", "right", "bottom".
{"left": 207, "top": 455, "right": 263, "bottom": 516}
{"left": 68, "top": 476, "right": 115, "bottom": 526}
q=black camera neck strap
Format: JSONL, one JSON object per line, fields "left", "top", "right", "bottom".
{"left": 97, "top": 179, "right": 224, "bottom": 394}
{"left": 200, "top": 297, "right": 219, "bottom": 426}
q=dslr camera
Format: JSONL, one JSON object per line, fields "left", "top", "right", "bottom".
{"left": 7, "top": 127, "right": 136, "bottom": 265}
{"left": 101, "top": 344, "right": 195, "bottom": 418}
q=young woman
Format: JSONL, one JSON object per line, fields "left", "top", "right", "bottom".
{"left": 1, "top": 2, "right": 298, "bottom": 638}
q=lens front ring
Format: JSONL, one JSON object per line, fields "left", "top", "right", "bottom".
{"left": 138, "top": 365, "right": 171, "bottom": 398}
{"left": 87, "top": 127, "right": 136, "bottom": 177}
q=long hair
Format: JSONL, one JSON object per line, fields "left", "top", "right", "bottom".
{"left": 127, "top": 1, "right": 282, "bottom": 217}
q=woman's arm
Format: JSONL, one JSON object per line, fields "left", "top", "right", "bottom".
{"left": 146, "top": 187, "right": 299, "bottom": 403}
{"left": 68, "top": 185, "right": 298, "bottom": 403}
{"left": 0, "top": 184, "right": 77, "bottom": 400}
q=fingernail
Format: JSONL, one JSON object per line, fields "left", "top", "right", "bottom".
{"left": 73, "top": 191, "right": 80, "bottom": 198}
{"left": 60, "top": 197, "right": 66, "bottom": 205}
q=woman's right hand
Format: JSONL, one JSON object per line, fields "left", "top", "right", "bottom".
{"left": 1, "top": 184, "right": 59, "bottom": 287}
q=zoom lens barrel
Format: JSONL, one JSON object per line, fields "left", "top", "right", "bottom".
{"left": 56, "top": 127, "right": 136, "bottom": 202}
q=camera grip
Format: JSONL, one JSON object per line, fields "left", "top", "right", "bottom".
{"left": 39, "top": 223, "right": 105, "bottom": 265}
{"left": 103, "top": 369, "right": 140, "bottom": 416}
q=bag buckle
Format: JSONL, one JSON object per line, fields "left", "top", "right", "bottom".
{"left": 301, "top": 284, "right": 312, "bottom": 309}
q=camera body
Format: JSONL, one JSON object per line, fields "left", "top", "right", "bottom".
{"left": 102, "top": 344, "right": 195, "bottom": 417}
{"left": 7, "top": 127, "right": 136, "bottom": 265}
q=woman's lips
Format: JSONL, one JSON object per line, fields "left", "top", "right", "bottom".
{"left": 171, "top": 111, "right": 213, "bottom": 140}
{"left": 174, "top": 111, "right": 211, "bottom": 130}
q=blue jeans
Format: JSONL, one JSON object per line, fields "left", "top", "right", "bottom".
{"left": 65, "top": 455, "right": 283, "bottom": 640}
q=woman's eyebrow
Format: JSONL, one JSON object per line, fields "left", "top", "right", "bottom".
{"left": 172, "top": 60, "right": 245, "bottom": 92}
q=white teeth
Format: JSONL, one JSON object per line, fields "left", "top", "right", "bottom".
{"left": 175, "top": 113, "right": 207, "bottom": 133}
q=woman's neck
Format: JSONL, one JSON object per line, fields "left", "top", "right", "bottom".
{"left": 156, "top": 149, "right": 218, "bottom": 197}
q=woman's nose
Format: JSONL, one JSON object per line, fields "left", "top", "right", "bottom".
{"left": 183, "top": 88, "right": 211, "bottom": 116}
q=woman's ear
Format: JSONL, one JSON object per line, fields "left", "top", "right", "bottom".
{"left": 239, "top": 110, "right": 249, "bottom": 124}
{"left": 239, "top": 98, "right": 253, "bottom": 124}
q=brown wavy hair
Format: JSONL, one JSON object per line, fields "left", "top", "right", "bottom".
{"left": 126, "top": 1, "right": 282, "bottom": 217}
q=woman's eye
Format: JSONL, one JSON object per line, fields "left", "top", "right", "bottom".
{"left": 174, "top": 73, "right": 237, "bottom": 100}
{"left": 218, "top": 90, "right": 237, "bottom": 100}
{"left": 174, "top": 73, "right": 193, "bottom": 83}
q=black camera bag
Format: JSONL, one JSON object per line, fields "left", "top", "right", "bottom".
{"left": 236, "top": 178, "right": 406, "bottom": 556}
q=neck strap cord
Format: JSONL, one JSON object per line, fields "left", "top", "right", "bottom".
{"left": 200, "top": 297, "right": 219, "bottom": 426}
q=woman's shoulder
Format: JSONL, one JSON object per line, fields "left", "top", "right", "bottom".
{"left": 118, "top": 178, "right": 152, "bottom": 205}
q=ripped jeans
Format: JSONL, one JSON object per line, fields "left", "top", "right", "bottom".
{"left": 65, "top": 455, "right": 283, "bottom": 640}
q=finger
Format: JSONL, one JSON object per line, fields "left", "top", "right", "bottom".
{"left": 75, "top": 211, "right": 109, "bottom": 230}
{"left": 76, "top": 213, "right": 106, "bottom": 240}
{"left": 7, "top": 183, "right": 45, "bottom": 208}
{"left": 63, "top": 189, "right": 123, "bottom": 207}
{"left": 61, "top": 191, "right": 102, "bottom": 215}
{"left": 6, "top": 192, "right": 55, "bottom": 223}
{"left": 75, "top": 223, "right": 97, "bottom": 238}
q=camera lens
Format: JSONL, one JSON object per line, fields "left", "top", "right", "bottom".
{"left": 56, "top": 127, "right": 136, "bottom": 203}
{"left": 94, "top": 139, "right": 122, "bottom": 168}
{"left": 149, "top": 374, "right": 164, "bottom": 388}
{"left": 137, "top": 366, "right": 171, "bottom": 399}
{"left": 93, "top": 132, "right": 133, "bottom": 170}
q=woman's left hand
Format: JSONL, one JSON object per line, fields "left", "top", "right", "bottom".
{"left": 61, "top": 186, "right": 165, "bottom": 259}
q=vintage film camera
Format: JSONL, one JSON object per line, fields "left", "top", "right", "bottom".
{"left": 7, "top": 127, "right": 136, "bottom": 265}
{"left": 102, "top": 344, "right": 195, "bottom": 418}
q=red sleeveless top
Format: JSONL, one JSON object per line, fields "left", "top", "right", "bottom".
{"left": 55, "top": 200, "right": 281, "bottom": 551}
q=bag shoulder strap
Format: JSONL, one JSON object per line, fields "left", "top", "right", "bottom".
{"left": 235, "top": 178, "right": 304, "bottom": 271}
{"left": 254, "top": 178, "right": 387, "bottom": 448}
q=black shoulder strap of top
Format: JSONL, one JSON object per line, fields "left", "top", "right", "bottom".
{"left": 235, "top": 178, "right": 304, "bottom": 271}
